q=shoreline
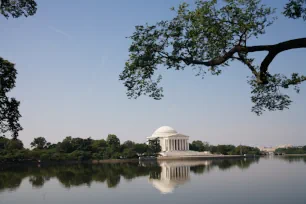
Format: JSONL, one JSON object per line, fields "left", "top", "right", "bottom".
{"left": 2, "top": 154, "right": 305, "bottom": 166}
{"left": 0, "top": 155, "right": 255, "bottom": 166}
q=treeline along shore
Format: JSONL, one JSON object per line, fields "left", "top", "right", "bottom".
{"left": 1, "top": 135, "right": 306, "bottom": 164}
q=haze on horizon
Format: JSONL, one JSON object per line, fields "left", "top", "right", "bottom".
{"left": 1, "top": 0, "right": 305, "bottom": 148}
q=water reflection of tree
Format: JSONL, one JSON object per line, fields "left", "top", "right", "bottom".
{"left": 189, "top": 158, "right": 259, "bottom": 174}
{"left": 149, "top": 171, "right": 161, "bottom": 180}
{"left": 275, "top": 156, "right": 306, "bottom": 164}
{"left": 0, "top": 172, "right": 23, "bottom": 192}
{"left": 0, "top": 159, "right": 258, "bottom": 192}
{"left": 0, "top": 163, "right": 162, "bottom": 191}
{"left": 29, "top": 176, "right": 50, "bottom": 188}
{"left": 190, "top": 164, "right": 212, "bottom": 174}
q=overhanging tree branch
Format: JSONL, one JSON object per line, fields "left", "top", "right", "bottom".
{"left": 160, "top": 38, "right": 306, "bottom": 83}
{"left": 120, "top": 0, "right": 306, "bottom": 115}
{"left": 258, "top": 38, "right": 306, "bottom": 81}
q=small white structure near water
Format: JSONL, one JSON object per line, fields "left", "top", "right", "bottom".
{"left": 147, "top": 126, "right": 212, "bottom": 157}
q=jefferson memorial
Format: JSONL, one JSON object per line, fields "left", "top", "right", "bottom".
{"left": 147, "top": 126, "right": 211, "bottom": 157}
{"left": 147, "top": 126, "right": 189, "bottom": 151}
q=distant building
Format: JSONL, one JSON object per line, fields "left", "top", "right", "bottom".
{"left": 259, "top": 147, "right": 276, "bottom": 154}
{"left": 276, "top": 144, "right": 293, "bottom": 149}
{"left": 259, "top": 144, "right": 294, "bottom": 154}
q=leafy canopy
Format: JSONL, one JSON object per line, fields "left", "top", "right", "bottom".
{"left": 284, "top": 0, "right": 306, "bottom": 20}
{"left": 30, "top": 137, "right": 51, "bottom": 149}
{"left": 0, "top": 58, "right": 22, "bottom": 139}
{"left": 0, "top": 0, "right": 37, "bottom": 18}
{"left": 120, "top": 0, "right": 306, "bottom": 115}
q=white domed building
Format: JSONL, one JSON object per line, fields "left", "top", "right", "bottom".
{"left": 147, "top": 126, "right": 212, "bottom": 157}
{"left": 147, "top": 126, "right": 190, "bottom": 152}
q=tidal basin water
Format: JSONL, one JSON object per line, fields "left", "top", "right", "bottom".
{"left": 1, "top": 156, "right": 306, "bottom": 204}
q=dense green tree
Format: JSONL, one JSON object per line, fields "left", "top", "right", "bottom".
{"left": 0, "top": 58, "right": 23, "bottom": 139}
{"left": 6, "top": 139, "right": 23, "bottom": 150}
{"left": 120, "top": 140, "right": 138, "bottom": 158}
{"left": 106, "top": 134, "right": 120, "bottom": 150}
{"left": 190, "top": 140, "right": 209, "bottom": 152}
{"left": 120, "top": 0, "right": 306, "bottom": 115}
{"left": 209, "top": 145, "right": 218, "bottom": 154}
{"left": 30, "top": 137, "right": 50, "bottom": 150}
{"left": 275, "top": 147, "right": 306, "bottom": 154}
{"left": 57, "top": 137, "right": 93, "bottom": 153}
{"left": 134, "top": 143, "right": 148, "bottom": 154}
{"left": 122, "top": 140, "right": 135, "bottom": 149}
{"left": 0, "top": 136, "right": 9, "bottom": 150}
{"left": 57, "top": 137, "right": 74, "bottom": 153}
{"left": 71, "top": 137, "right": 92, "bottom": 151}
{"left": 91, "top": 139, "right": 107, "bottom": 153}
{"left": 122, "top": 148, "right": 137, "bottom": 159}
{"left": 68, "top": 150, "right": 91, "bottom": 161}
{"left": 147, "top": 138, "right": 161, "bottom": 155}
{"left": 216, "top": 145, "right": 236, "bottom": 155}
{"left": 233, "top": 145, "right": 261, "bottom": 155}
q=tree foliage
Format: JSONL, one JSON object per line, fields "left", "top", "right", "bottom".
{"left": 0, "top": 0, "right": 37, "bottom": 18}
{"left": 106, "top": 134, "right": 120, "bottom": 150}
{"left": 232, "top": 145, "right": 260, "bottom": 155}
{"left": 0, "top": 58, "right": 22, "bottom": 139}
{"left": 134, "top": 143, "right": 148, "bottom": 154}
{"left": 5, "top": 138, "right": 23, "bottom": 150}
{"left": 147, "top": 138, "right": 161, "bottom": 155}
{"left": 275, "top": 146, "right": 306, "bottom": 154}
{"left": 284, "top": 0, "right": 306, "bottom": 20}
{"left": 91, "top": 139, "right": 107, "bottom": 153}
{"left": 216, "top": 144, "right": 236, "bottom": 155}
{"left": 120, "top": 0, "right": 306, "bottom": 115}
{"left": 30, "top": 137, "right": 50, "bottom": 150}
{"left": 0, "top": 136, "right": 9, "bottom": 150}
{"left": 189, "top": 140, "right": 209, "bottom": 151}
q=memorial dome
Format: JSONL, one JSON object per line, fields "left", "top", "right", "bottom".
{"left": 152, "top": 126, "right": 177, "bottom": 137}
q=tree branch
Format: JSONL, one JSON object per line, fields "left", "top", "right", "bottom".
{"left": 165, "top": 38, "right": 306, "bottom": 82}
{"left": 259, "top": 38, "right": 306, "bottom": 82}
{"left": 236, "top": 53, "right": 258, "bottom": 77}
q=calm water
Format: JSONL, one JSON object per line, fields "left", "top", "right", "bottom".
{"left": 1, "top": 156, "right": 306, "bottom": 204}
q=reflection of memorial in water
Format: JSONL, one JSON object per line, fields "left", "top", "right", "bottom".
{"left": 0, "top": 158, "right": 259, "bottom": 193}
{"left": 149, "top": 160, "right": 212, "bottom": 194}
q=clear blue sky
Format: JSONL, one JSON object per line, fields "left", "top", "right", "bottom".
{"left": 0, "top": 0, "right": 305, "bottom": 147}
